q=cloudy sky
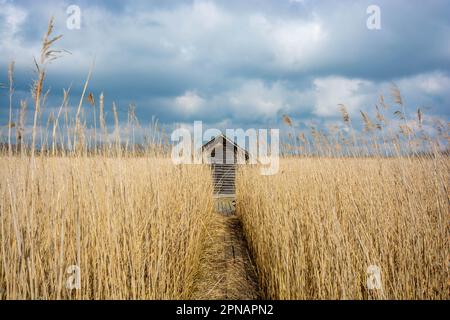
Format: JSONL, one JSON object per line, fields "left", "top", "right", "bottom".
{"left": 0, "top": 0, "right": 449, "bottom": 132}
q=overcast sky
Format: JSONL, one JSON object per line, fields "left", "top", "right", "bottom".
{"left": 1, "top": 0, "right": 449, "bottom": 132}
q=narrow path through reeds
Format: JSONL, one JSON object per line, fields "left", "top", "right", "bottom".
{"left": 191, "top": 212, "right": 260, "bottom": 300}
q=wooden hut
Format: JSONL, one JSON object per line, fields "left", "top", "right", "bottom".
{"left": 201, "top": 134, "right": 249, "bottom": 198}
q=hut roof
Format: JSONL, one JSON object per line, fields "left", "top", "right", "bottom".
{"left": 201, "top": 134, "right": 250, "bottom": 160}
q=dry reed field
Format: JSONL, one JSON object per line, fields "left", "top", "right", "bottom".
{"left": 238, "top": 157, "right": 449, "bottom": 299}
{"left": 0, "top": 157, "right": 215, "bottom": 299}
{"left": 1, "top": 155, "right": 448, "bottom": 300}
{"left": 0, "top": 18, "right": 449, "bottom": 301}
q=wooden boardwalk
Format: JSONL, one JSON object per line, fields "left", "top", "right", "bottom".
{"left": 191, "top": 201, "right": 260, "bottom": 299}
{"left": 214, "top": 197, "right": 236, "bottom": 216}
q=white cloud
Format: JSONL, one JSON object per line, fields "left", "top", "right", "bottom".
{"left": 249, "top": 13, "right": 326, "bottom": 69}
{"left": 313, "top": 77, "right": 372, "bottom": 117}
{"left": 228, "top": 81, "right": 284, "bottom": 117}
{"left": 310, "top": 72, "right": 450, "bottom": 119}
{"left": 218, "top": 80, "right": 312, "bottom": 121}
{"left": 174, "top": 90, "right": 204, "bottom": 114}
{"left": 190, "top": 0, "right": 227, "bottom": 29}
{"left": 167, "top": 80, "right": 311, "bottom": 122}
{"left": 0, "top": 2, "right": 27, "bottom": 55}
{"left": 398, "top": 72, "right": 450, "bottom": 95}
{"left": 0, "top": 2, "right": 27, "bottom": 34}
